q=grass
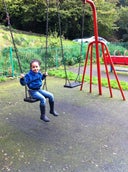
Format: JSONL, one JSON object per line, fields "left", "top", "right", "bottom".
{"left": 0, "top": 76, "right": 7, "bottom": 82}
{"left": 0, "top": 25, "right": 75, "bottom": 49}
{"left": 0, "top": 24, "right": 128, "bottom": 90}
{"left": 48, "top": 67, "right": 128, "bottom": 91}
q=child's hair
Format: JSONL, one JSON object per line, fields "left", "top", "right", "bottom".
{"left": 30, "top": 59, "right": 41, "bottom": 68}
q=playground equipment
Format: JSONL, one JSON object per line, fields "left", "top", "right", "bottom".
{"left": 3, "top": 0, "right": 49, "bottom": 103}
{"left": 106, "top": 50, "right": 128, "bottom": 72}
{"left": 80, "top": 0, "right": 126, "bottom": 100}
{"left": 57, "top": 1, "right": 85, "bottom": 88}
{"left": 2, "top": 0, "right": 126, "bottom": 101}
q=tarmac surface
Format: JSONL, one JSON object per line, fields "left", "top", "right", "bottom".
{"left": 70, "top": 64, "right": 128, "bottom": 82}
{"left": 0, "top": 67, "right": 128, "bottom": 172}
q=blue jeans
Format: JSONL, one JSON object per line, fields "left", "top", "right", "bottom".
{"left": 29, "top": 89, "right": 54, "bottom": 106}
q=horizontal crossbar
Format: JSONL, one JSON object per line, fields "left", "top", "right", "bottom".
{"left": 106, "top": 56, "right": 128, "bottom": 65}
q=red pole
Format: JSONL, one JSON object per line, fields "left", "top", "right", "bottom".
{"left": 81, "top": 0, "right": 125, "bottom": 100}
{"left": 90, "top": 42, "right": 93, "bottom": 93}
{"left": 105, "top": 48, "right": 126, "bottom": 100}
{"left": 101, "top": 43, "right": 113, "bottom": 98}
{"left": 80, "top": 44, "right": 90, "bottom": 91}
{"left": 82, "top": 0, "right": 102, "bottom": 95}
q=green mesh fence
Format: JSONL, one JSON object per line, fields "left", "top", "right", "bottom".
{"left": 0, "top": 47, "right": 13, "bottom": 76}
{"left": 0, "top": 42, "right": 128, "bottom": 76}
{"left": 0, "top": 44, "right": 87, "bottom": 76}
{"left": 108, "top": 42, "right": 128, "bottom": 55}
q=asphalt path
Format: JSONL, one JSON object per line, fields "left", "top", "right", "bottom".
{"left": 70, "top": 64, "right": 128, "bottom": 82}
{"left": 0, "top": 75, "right": 128, "bottom": 172}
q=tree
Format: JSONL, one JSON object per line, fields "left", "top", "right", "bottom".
{"left": 116, "top": 6, "right": 128, "bottom": 41}
{"left": 118, "top": 0, "right": 128, "bottom": 6}
{"left": 0, "top": 0, "right": 122, "bottom": 41}
{"left": 93, "top": 0, "right": 119, "bottom": 40}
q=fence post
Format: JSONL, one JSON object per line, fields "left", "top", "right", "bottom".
{"left": 55, "top": 48, "right": 58, "bottom": 67}
{"left": 9, "top": 47, "right": 14, "bottom": 77}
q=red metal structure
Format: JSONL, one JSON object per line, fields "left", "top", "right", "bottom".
{"left": 106, "top": 55, "right": 128, "bottom": 72}
{"left": 80, "top": 0, "right": 126, "bottom": 100}
{"left": 106, "top": 56, "right": 128, "bottom": 65}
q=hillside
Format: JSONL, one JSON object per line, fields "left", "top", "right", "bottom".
{"left": 0, "top": 25, "right": 74, "bottom": 49}
{"left": 0, "top": 24, "right": 80, "bottom": 77}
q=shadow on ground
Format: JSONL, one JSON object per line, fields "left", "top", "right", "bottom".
{"left": 0, "top": 76, "right": 128, "bottom": 172}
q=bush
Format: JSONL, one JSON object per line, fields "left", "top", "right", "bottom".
{"left": 0, "top": 76, "right": 7, "bottom": 82}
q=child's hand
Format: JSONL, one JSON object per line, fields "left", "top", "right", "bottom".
{"left": 20, "top": 74, "right": 25, "bottom": 78}
{"left": 44, "top": 72, "right": 48, "bottom": 76}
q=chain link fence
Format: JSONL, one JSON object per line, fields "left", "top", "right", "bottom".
{"left": 0, "top": 42, "right": 128, "bottom": 77}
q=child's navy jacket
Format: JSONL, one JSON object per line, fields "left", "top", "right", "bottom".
{"left": 20, "top": 70, "right": 46, "bottom": 90}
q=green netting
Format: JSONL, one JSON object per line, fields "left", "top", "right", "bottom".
{"left": 0, "top": 44, "right": 87, "bottom": 76}
{"left": 108, "top": 42, "right": 128, "bottom": 55}
{"left": 0, "top": 42, "right": 128, "bottom": 76}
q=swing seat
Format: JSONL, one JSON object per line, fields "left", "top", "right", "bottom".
{"left": 64, "top": 81, "right": 82, "bottom": 88}
{"left": 23, "top": 87, "right": 39, "bottom": 103}
{"left": 24, "top": 97, "right": 39, "bottom": 103}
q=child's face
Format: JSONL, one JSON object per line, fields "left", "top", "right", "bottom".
{"left": 31, "top": 61, "right": 40, "bottom": 73}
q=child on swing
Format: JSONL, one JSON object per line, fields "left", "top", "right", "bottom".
{"left": 20, "top": 59, "right": 59, "bottom": 122}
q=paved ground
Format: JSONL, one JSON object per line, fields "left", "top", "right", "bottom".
{"left": 0, "top": 70, "right": 128, "bottom": 172}
{"left": 70, "top": 64, "right": 128, "bottom": 82}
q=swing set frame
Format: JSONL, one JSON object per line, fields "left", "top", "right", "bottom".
{"left": 80, "top": 0, "right": 125, "bottom": 100}
{"left": 2, "top": 0, "right": 50, "bottom": 103}
{"left": 2, "top": 0, "right": 125, "bottom": 101}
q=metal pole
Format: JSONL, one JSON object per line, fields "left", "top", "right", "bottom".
{"left": 82, "top": 0, "right": 102, "bottom": 95}
{"left": 9, "top": 47, "right": 14, "bottom": 77}
{"left": 2, "top": 0, "right": 23, "bottom": 73}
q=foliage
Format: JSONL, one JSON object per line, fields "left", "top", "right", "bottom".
{"left": 118, "top": 0, "right": 128, "bottom": 6}
{"left": 0, "top": 26, "right": 87, "bottom": 74}
{"left": 94, "top": 0, "right": 119, "bottom": 38}
{"left": 0, "top": 0, "right": 123, "bottom": 41}
{"left": 0, "top": 76, "right": 7, "bottom": 82}
{"left": 108, "top": 43, "right": 127, "bottom": 55}
{"left": 0, "top": 25, "right": 128, "bottom": 79}
{"left": 116, "top": 6, "right": 128, "bottom": 41}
